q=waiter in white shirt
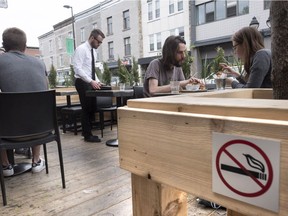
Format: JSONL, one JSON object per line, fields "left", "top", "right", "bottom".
{"left": 73, "top": 29, "right": 105, "bottom": 143}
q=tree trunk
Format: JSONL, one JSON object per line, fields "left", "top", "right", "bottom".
{"left": 271, "top": 1, "right": 288, "bottom": 99}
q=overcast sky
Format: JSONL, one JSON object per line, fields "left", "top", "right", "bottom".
{"left": 0, "top": 0, "right": 101, "bottom": 47}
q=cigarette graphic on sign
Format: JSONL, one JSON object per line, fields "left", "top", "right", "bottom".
{"left": 221, "top": 154, "right": 267, "bottom": 180}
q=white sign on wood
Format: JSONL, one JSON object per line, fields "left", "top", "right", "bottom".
{"left": 212, "top": 132, "right": 280, "bottom": 212}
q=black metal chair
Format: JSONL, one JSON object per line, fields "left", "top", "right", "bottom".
{"left": 133, "top": 86, "right": 144, "bottom": 98}
{"left": 61, "top": 105, "right": 82, "bottom": 135}
{"left": 0, "top": 90, "right": 66, "bottom": 206}
{"left": 96, "top": 97, "right": 117, "bottom": 138}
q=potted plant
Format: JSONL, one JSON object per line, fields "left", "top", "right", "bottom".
{"left": 48, "top": 64, "right": 57, "bottom": 89}
{"left": 102, "top": 62, "right": 112, "bottom": 86}
{"left": 131, "top": 57, "right": 140, "bottom": 86}
{"left": 182, "top": 50, "right": 194, "bottom": 79}
{"left": 117, "top": 58, "right": 129, "bottom": 89}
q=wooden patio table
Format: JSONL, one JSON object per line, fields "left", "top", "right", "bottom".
{"left": 86, "top": 89, "right": 134, "bottom": 147}
{"left": 55, "top": 87, "right": 79, "bottom": 107}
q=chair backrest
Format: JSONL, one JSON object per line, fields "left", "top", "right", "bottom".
{"left": 96, "top": 97, "right": 114, "bottom": 109}
{"left": 0, "top": 90, "right": 57, "bottom": 139}
{"left": 96, "top": 87, "right": 114, "bottom": 109}
{"left": 133, "top": 86, "right": 144, "bottom": 98}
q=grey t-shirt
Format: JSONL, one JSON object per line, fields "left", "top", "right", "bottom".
{"left": 143, "top": 59, "right": 185, "bottom": 97}
{"left": 0, "top": 51, "right": 48, "bottom": 92}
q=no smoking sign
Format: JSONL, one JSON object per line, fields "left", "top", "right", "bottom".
{"left": 212, "top": 132, "right": 280, "bottom": 212}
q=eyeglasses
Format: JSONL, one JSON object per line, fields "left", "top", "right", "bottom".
{"left": 94, "top": 37, "right": 103, "bottom": 44}
{"left": 233, "top": 44, "right": 239, "bottom": 50}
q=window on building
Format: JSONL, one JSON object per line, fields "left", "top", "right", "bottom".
{"left": 50, "top": 56, "right": 53, "bottom": 66}
{"left": 227, "top": 0, "right": 237, "bottom": 18}
{"left": 107, "top": 17, "right": 113, "bottom": 35}
{"left": 197, "top": 4, "right": 205, "bottom": 25}
{"left": 108, "top": 41, "right": 114, "bottom": 59}
{"left": 178, "top": 0, "right": 183, "bottom": 11}
{"left": 92, "top": 23, "right": 97, "bottom": 29}
{"left": 49, "top": 40, "right": 53, "bottom": 52}
{"left": 216, "top": 0, "right": 226, "bottom": 20}
{"left": 148, "top": 2, "right": 153, "bottom": 20}
{"left": 169, "top": 0, "right": 174, "bottom": 14}
{"left": 155, "top": 0, "right": 160, "bottom": 18}
{"left": 206, "top": 1, "right": 215, "bottom": 23}
{"left": 149, "top": 35, "right": 154, "bottom": 51}
{"left": 239, "top": 0, "right": 249, "bottom": 15}
{"left": 59, "top": 54, "right": 63, "bottom": 67}
{"left": 67, "top": 31, "right": 72, "bottom": 39}
{"left": 170, "top": 27, "right": 184, "bottom": 39}
{"left": 124, "top": 37, "right": 131, "bottom": 56}
{"left": 156, "top": 33, "right": 161, "bottom": 50}
{"left": 58, "top": 36, "right": 62, "bottom": 50}
{"left": 197, "top": 0, "right": 248, "bottom": 25}
{"left": 178, "top": 27, "right": 184, "bottom": 38}
{"left": 80, "top": 28, "right": 85, "bottom": 43}
{"left": 264, "top": 0, "right": 271, "bottom": 10}
{"left": 123, "top": 10, "right": 130, "bottom": 30}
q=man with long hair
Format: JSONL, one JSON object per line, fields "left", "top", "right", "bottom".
{"left": 143, "top": 35, "right": 200, "bottom": 97}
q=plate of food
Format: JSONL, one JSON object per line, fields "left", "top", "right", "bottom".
{"left": 180, "top": 89, "right": 208, "bottom": 93}
{"left": 183, "top": 80, "right": 207, "bottom": 93}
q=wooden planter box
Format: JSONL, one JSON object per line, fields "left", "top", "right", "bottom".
{"left": 118, "top": 89, "right": 288, "bottom": 216}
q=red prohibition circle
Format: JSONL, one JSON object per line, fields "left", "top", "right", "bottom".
{"left": 216, "top": 139, "right": 273, "bottom": 197}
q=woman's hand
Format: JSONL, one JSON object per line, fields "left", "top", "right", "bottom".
{"left": 219, "top": 63, "right": 239, "bottom": 76}
{"left": 189, "top": 77, "right": 204, "bottom": 84}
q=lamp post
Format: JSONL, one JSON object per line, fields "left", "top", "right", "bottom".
{"left": 63, "top": 5, "right": 76, "bottom": 50}
{"left": 249, "top": 16, "right": 271, "bottom": 29}
{"left": 249, "top": 16, "right": 259, "bottom": 29}
{"left": 249, "top": 16, "right": 272, "bottom": 38}
{"left": 266, "top": 16, "right": 271, "bottom": 29}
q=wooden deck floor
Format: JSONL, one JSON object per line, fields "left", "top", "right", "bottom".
{"left": 1, "top": 126, "right": 226, "bottom": 216}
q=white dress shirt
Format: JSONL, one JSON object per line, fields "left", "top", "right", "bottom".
{"left": 73, "top": 41, "right": 100, "bottom": 83}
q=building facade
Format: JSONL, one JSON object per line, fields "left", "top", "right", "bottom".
{"left": 38, "top": 0, "right": 271, "bottom": 85}
{"left": 38, "top": 0, "right": 142, "bottom": 85}
{"left": 191, "top": 0, "right": 271, "bottom": 76}
{"left": 138, "top": 0, "right": 190, "bottom": 74}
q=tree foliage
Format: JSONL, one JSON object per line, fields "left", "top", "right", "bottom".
{"left": 102, "top": 62, "right": 112, "bottom": 85}
{"left": 202, "top": 46, "right": 229, "bottom": 79}
{"left": 117, "top": 58, "right": 129, "bottom": 84}
{"left": 95, "top": 67, "right": 102, "bottom": 83}
{"left": 182, "top": 51, "right": 194, "bottom": 79}
{"left": 210, "top": 46, "right": 228, "bottom": 73}
{"left": 69, "top": 64, "right": 75, "bottom": 86}
{"left": 48, "top": 64, "right": 57, "bottom": 89}
{"left": 131, "top": 57, "right": 140, "bottom": 85}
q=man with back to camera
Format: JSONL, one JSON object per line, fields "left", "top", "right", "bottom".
{"left": 0, "top": 27, "right": 48, "bottom": 176}
{"left": 73, "top": 29, "right": 105, "bottom": 143}
{"left": 143, "top": 35, "right": 202, "bottom": 97}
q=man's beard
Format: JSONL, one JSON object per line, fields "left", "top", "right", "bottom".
{"left": 173, "top": 61, "right": 183, "bottom": 67}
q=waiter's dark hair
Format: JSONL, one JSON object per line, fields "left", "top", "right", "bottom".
{"left": 90, "top": 29, "right": 105, "bottom": 39}
{"left": 160, "top": 35, "right": 186, "bottom": 70}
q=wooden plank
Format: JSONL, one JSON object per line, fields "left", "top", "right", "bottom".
{"left": 227, "top": 209, "right": 247, "bottom": 216}
{"left": 126, "top": 89, "right": 288, "bottom": 121}
{"left": 118, "top": 107, "right": 288, "bottom": 216}
{"left": 131, "top": 174, "right": 187, "bottom": 216}
{"left": 0, "top": 125, "right": 225, "bottom": 215}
